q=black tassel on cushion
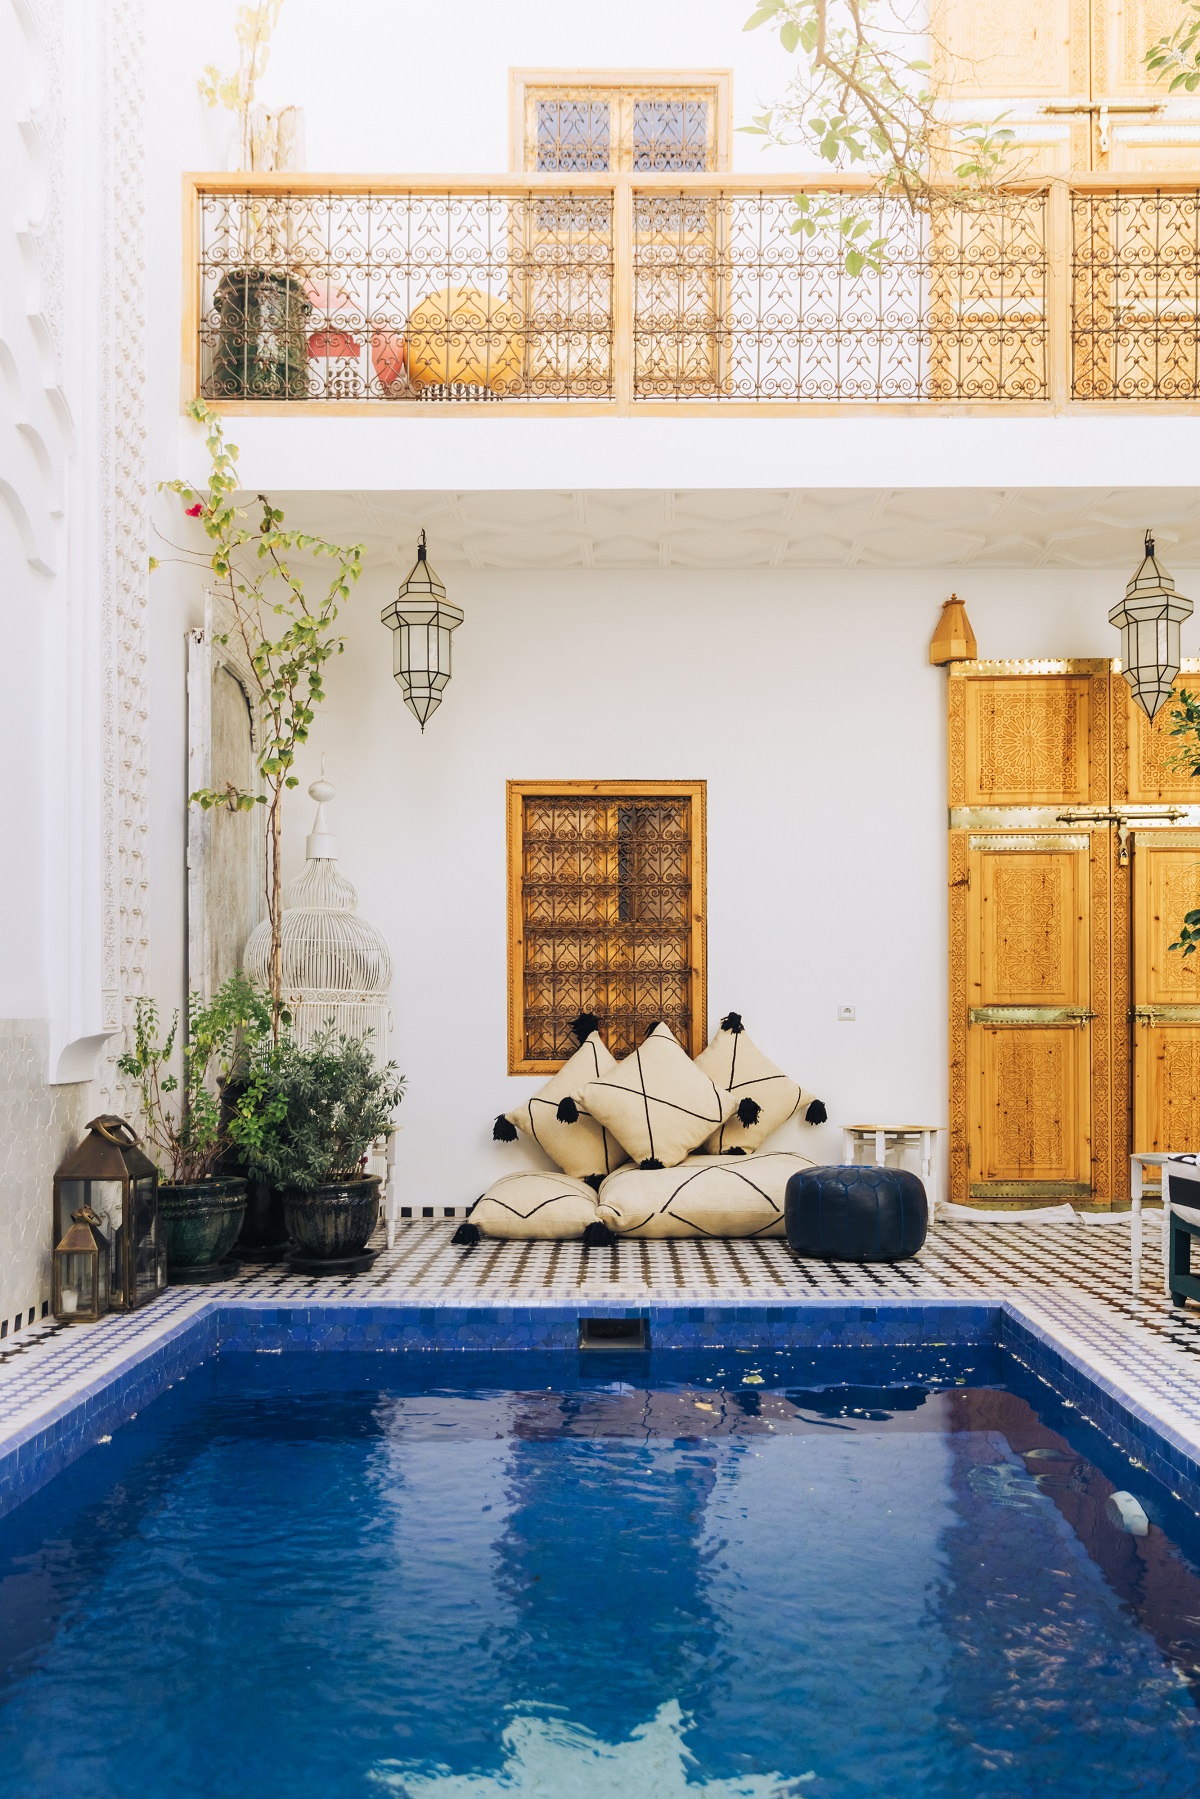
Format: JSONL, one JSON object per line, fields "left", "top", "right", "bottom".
{"left": 720, "top": 1011, "right": 745, "bottom": 1034}
{"left": 724, "top": 1146, "right": 747, "bottom": 1156}
{"left": 571, "top": 1012, "right": 600, "bottom": 1042}
{"left": 582, "top": 1221, "right": 615, "bottom": 1248}
{"left": 640, "top": 1157, "right": 664, "bottom": 1170}
{"left": 556, "top": 1096, "right": 580, "bottom": 1124}
{"left": 452, "top": 1221, "right": 481, "bottom": 1247}
{"left": 805, "top": 1099, "right": 828, "bottom": 1125}
{"left": 583, "top": 1173, "right": 604, "bottom": 1193}
{"left": 493, "top": 1114, "right": 518, "bottom": 1142}
{"left": 737, "top": 1096, "right": 762, "bottom": 1128}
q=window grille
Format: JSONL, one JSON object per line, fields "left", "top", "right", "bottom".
{"left": 508, "top": 782, "right": 706, "bottom": 1073}
{"left": 513, "top": 72, "right": 730, "bottom": 173}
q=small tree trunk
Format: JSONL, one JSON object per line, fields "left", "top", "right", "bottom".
{"left": 267, "top": 784, "right": 284, "bottom": 1038}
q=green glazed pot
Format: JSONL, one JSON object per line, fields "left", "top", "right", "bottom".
{"left": 206, "top": 268, "right": 310, "bottom": 401}
{"left": 283, "top": 1177, "right": 381, "bottom": 1260}
{"left": 159, "top": 1179, "right": 247, "bottom": 1278}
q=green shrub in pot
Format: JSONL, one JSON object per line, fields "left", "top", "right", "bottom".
{"left": 118, "top": 975, "right": 273, "bottom": 1280}
{"left": 230, "top": 1029, "right": 404, "bottom": 1264}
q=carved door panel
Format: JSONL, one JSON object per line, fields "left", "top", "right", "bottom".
{"left": 1131, "top": 831, "right": 1200, "bottom": 1153}
{"left": 967, "top": 838, "right": 1093, "bottom": 1198}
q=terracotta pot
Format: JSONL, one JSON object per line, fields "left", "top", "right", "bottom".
{"left": 158, "top": 1179, "right": 247, "bottom": 1280}
{"left": 283, "top": 1177, "right": 381, "bottom": 1260}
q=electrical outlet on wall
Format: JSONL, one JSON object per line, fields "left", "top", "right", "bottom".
{"left": 837, "top": 1005, "right": 856, "bottom": 1022}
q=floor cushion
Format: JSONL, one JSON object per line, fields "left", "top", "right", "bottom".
{"left": 785, "top": 1164, "right": 928, "bottom": 1262}
{"left": 502, "top": 1030, "right": 629, "bottom": 1183}
{"left": 469, "top": 1171, "right": 603, "bottom": 1240}
{"left": 581, "top": 1023, "right": 738, "bottom": 1168}
{"left": 694, "top": 1012, "right": 824, "bottom": 1153}
{"left": 598, "top": 1151, "right": 814, "bottom": 1239}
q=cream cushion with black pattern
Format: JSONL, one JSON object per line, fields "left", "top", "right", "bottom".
{"left": 695, "top": 1015, "right": 821, "bottom": 1154}
{"left": 580, "top": 1023, "right": 738, "bottom": 1169}
{"left": 504, "top": 1032, "right": 629, "bottom": 1182}
{"left": 598, "top": 1152, "right": 814, "bottom": 1239}
{"left": 470, "top": 1171, "right": 602, "bottom": 1240}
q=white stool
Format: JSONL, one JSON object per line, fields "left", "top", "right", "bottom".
{"left": 841, "top": 1125, "right": 941, "bottom": 1228}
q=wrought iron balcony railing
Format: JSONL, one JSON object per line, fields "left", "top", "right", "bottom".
{"left": 185, "top": 174, "right": 1200, "bottom": 410}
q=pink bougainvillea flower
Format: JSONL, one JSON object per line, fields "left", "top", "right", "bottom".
{"left": 185, "top": 502, "right": 204, "bottom": 517}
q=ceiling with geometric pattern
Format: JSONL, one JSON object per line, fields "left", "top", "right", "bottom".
{"left": 273, "top": 487, "right": 1200, "bottom": 572}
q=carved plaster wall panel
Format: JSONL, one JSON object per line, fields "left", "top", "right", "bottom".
{"left": 0, "top": 1022, "right": 85, "bottom": 1327}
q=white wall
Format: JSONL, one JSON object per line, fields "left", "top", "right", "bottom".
{"left": 259, "top": 563, "right": 1128, "bottom": 1210}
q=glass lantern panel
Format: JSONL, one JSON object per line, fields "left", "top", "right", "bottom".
{"left": 133, "top": 1177, "right": 158, "bottom": 1299}
{"left": 58, "top": 1252, "right": 96, "bottom": 1317}
{"left": 55, "top": 1179, "right": 85, "bottom": 1241}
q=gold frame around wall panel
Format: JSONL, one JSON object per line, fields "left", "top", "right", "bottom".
{"left": 505, "top": 778, "right": 708, "bottom": 1077}
{"left": 508, "top": 69, "right": 734, "bottom": 173}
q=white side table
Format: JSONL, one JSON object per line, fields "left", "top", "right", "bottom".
{"left": 1130, "top": 1152, "right": 1171, "bottom": 1297}
{"left": 841, "top": 1125, "right": 941, "bottom": 1228}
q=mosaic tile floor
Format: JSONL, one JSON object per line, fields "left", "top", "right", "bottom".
{"left": 4, "top": 1213, "right": 1200, "bottom": 1481}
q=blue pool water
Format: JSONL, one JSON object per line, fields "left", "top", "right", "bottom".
{"left": 1, "top": 1346, "right": 1199, "bottom": 1797}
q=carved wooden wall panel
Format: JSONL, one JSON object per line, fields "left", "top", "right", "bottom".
{"left": 1120, "top": 670, "right": 1200, "bottom": 803}
{"left": 964, "top": 676, "right": 1092, "bottom": 805}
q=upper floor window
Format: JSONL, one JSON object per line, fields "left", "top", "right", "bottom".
{"left": 510, "top": 70, "right": 732, "bottom": 173}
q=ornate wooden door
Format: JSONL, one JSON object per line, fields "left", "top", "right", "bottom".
{"left": 933, "top": 0, "right": 1196, "bottom": 173}
{"left": 949, "top": 658, "right": 1200, "bottom": 1206}
{"left": 949, "top": 662, "right": 1113, "bottom": 1204}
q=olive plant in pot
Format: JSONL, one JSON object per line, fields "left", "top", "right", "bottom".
{"left": 119, "top": 976, "right": 274, "bottom": 1282}
{"left": 234, "top": 1029, "right": 404, "bottom": 1271}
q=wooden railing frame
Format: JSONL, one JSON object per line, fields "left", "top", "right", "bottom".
{"left": 183, "top": 170, "right": 1200, "bottom": 418}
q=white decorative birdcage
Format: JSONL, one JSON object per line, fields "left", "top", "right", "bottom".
{"left": 243, "top": 776, "right": 393, "bottom": 1054}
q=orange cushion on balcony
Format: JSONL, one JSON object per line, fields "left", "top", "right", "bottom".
{"left": 406, "top": 285, "right": 524, "bottom": 393}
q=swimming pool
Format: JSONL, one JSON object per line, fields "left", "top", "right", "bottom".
{"left": 1, "top": 1344, "right": 1198, "bottom": 1798}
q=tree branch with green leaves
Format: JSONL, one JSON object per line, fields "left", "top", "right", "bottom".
{"left": 742, "top": 0, "right": 1015, "bottom": 272}
{"left": 156, "top": 398, "right": 364, "bottom": 1033}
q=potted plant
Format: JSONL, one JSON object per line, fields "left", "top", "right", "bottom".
{"left": 233, "top": 1029, "right": 404, "bottom": 1269}
{"left": 119, "top": 975, "right": 274, "bottom": 1281}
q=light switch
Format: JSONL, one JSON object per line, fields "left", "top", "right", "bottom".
{"left": 837, "top": 1005, "right": 856, "bottom": 1022}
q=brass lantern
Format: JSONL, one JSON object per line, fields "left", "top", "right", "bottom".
{"left": 1110, "top": 531, "right": 1194, "bottom": 721}
{"left": 53, "top": 1208, "right": 110, "bottom": 1324}
{"left": 52, "top": 1116, "right": 164, "bottom": 1313}
{"left": 380, "top": 532, "right": 463, "bottom": 730}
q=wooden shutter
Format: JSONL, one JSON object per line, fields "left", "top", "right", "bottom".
{"left": 507, "top": 780, "right": 706, "bottom": 1074}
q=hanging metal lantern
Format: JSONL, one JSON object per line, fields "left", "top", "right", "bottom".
{"left": 1110, "top": 531, "right": 1194, "bottom": 721}
{"left": 380, "top": 531, "right": 463, "bottom": 731}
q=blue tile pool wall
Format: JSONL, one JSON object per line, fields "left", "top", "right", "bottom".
{"left": 211, "top": 1300, "right": 1002, "bottom": 1355}
{"left": 1001, "top": 1306, "right": 1200, "bottom": 1518}
{"left": 0, "top": 1308, "right": 217, "bottom": 1518}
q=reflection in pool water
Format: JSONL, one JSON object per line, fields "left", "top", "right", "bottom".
{"left": 0, "top": 1348, "right": 1197, "bottom": 1798}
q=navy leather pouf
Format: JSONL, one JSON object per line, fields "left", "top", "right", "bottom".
{"left": 785, "top": 1164, "right": 928, "bottom": 1262}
